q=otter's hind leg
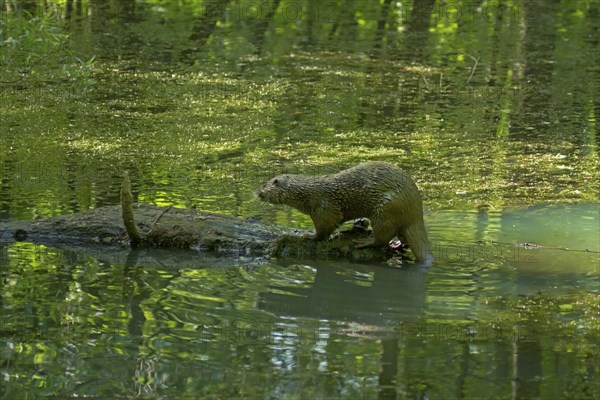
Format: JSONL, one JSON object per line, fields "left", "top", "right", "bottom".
{"left": 354, "top": 219, "right": 397, "bottom": 248}
{"left": 401, "top": 222, "right": 434, "bottom": 265}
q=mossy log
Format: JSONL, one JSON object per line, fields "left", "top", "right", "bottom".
{"left": 1, "top": 204, "right": 399, "bottom": 263}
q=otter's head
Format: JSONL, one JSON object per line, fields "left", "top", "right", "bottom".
{"left": 256, "top": 175, "right": 294, "bottom": 205}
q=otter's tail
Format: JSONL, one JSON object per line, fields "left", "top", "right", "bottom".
{"left": 403, "top": 221, "right": 434, "bottom": 266}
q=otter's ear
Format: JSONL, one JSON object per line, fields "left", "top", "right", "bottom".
{"left": 272, "top": 177, "right": 288, "bottom": 188}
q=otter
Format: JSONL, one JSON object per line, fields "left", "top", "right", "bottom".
{"left": 257, "top": 161, "right": 433, "bottom": 264}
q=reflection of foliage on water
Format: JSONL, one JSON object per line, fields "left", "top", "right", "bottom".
{"left": 0, "top": 8, "right": 66, "bottom": 68}
{"left": 1, "top": 0, "right": 598, "bottom": 221}
{"left": 480, "top": 292, "right": 600, "bottom": 398}
{"left": 0, "top": 7, "right": 94, "bottom": 82}
{"left": 1, "top": 1, "right": 599, "bottom": 399}
{"left": 480, "top": 291, "right": 600, "bottom": 342}
{"left": 1, "top": 247, "right": 598, "bottom": 398}
{"left": 401, "top": 290, "right": 600, "bottom": 399}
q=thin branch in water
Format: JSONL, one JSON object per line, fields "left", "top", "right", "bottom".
{"left": 464, "top": 53, "right": 479, "bottom": 85}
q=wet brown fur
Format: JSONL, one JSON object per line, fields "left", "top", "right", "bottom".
{"left": 257, "top": 161, "right": 433, "bottom": 264}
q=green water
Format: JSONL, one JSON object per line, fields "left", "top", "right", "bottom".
{"left": 1, "top": 205, "right": 598, "bottom": 398}
{"left": 1, "top": 0, "right": 599, "bottom": 398}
